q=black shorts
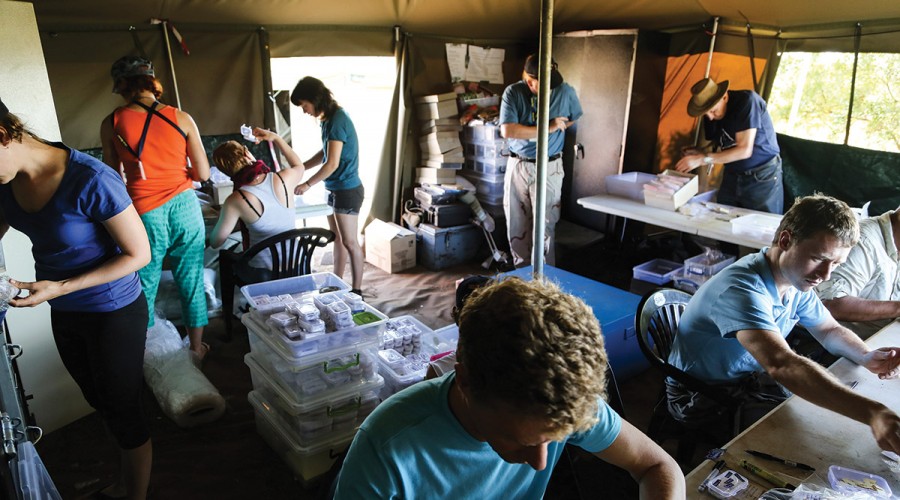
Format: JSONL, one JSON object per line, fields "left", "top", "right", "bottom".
{"left": 328, "top": 184, "right": 365, "bottom": 215}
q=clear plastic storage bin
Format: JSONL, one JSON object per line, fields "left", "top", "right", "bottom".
{"left": 730, "top": 213, "right": 781, "bottom": 242}
{"left": 632, "top": 259, "right": 683, "bottom": 285}
{"left": 463, "top": 140, "right": 508, "bottom": 161}
{"left": 460, "top": 170, "right": 505, "bottom": 202}
{"left": 245, "top": 320, "right": 381, "bottom": 398}
{"left": 683, "top": 252, "right": 735, "bottom": 277}
{"left": 245, "top": 354, "right": 382, "bottom": 444}
{"left": 241, "top": 272, "right": 351, "bottom": 309}
{"left": 244, "top": 297, "right": 387, "bottom": 358}
{"left": 605, "top": 172, "right": 657, "bottom": 201}
{"left": 249, "top": 391, "right": 356, "bottom": 486}
{"left": 827, "top": 465, "right": 891, "bottom": 498}
{"left": 463, "top": 123, "right": 502, "bottom": 144}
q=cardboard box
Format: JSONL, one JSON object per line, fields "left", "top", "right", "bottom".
{"left": 416, "top": 167, "right": 457, "bottom": 185}
{"left": 212, "top": 180, "right": 234, "bottom": 206}
{"left": 365, "top": 219, "right": 416, "bottom": 273}
{"left": 642, "top": 170, "right": 698, "bottom": 211}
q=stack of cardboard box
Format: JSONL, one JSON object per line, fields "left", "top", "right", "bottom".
{"left": 415, "top": 92, "right": 463, "bottom": 184}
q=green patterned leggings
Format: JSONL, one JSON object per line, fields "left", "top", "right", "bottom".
{"left": 139, "top": 190, "right": 208, "bottom": 328}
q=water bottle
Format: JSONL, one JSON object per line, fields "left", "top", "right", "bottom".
{"left": 0, "top": 275, "right": 19, "bottom": 313}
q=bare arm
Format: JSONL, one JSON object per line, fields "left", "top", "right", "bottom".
{"left": 208, "top": 196, "right": 244, "bottom": 248}
{"left": 297, "top": 140, "right": 343, "bottom": 195}
{"left": 594, "top": 419, "right": 685, "bottom": 499}
{"left": 177, "top": 109, "right": 210, "bottom": 182}
{"left": 823, "top": 296, "right": 900, "bottom": 322}
{"left": 738, "top": 327, "right": 900, "bottom": 452}
{"left": 9, "top": 205, "right": 151, "bottom": 307}
{"left": 500, "top": 117, "right": 572, "bottom": 140}
{"left": 675, "top": 128, "right": 757, "bottom": 172}
{"left": 252, "top": 127, "right": 305, "bottom": 170}
{"left": 99, "top": 113, "right": 121, "bottom": 169}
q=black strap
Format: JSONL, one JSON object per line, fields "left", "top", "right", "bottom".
{"left": 274, "top": 171, "right": 289, "bottom": 207}
{"left": 237, "top": 189, "right": 262, "bottom": 218}
{"left": 132, "top": 100, "right": 187, "bottom": 139}
{"left": 114, "top": 100, "right": 187, "bottom": 162}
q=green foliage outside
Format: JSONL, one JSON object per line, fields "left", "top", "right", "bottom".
{"left": 768, "top": 52, "right": 900, "bottom": 153}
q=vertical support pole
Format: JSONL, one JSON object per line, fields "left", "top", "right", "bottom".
{"left": 533, "top": 0, "right": 554, "bottom": 279}
{"left": 258, "top": 27, "right": 275, "bottom": 131}
{"left": 159, "top": 20, "right": 181, "bottom": 109}
{"left": 844, "top": 23, "right": 862, "bottom": 146}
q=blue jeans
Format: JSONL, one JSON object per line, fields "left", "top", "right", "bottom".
{"left": 718, "top": 155, "right": 784, "bottom": 214}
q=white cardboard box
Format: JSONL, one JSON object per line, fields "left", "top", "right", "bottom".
{"left": 212, "top": 180, "right": 234, "bottom": 206}
{"left": 365, "top": 219, "right": 416, "bottom": 273}
{"left": 643, "top": 170, "right": 698, "bottom": 211}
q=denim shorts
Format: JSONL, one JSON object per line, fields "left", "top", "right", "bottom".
{"left": 328, "top": 184, "right": 365, "bottom": 215}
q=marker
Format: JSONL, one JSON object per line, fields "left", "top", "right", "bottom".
{"left": 740, "top": 460, "right": 796, "bottom": 490}
{"left": 698, "top": 459, "right": 725, "bottom": 492}
{"left": 745, "top": 450, "right": 815, "bottom": 471}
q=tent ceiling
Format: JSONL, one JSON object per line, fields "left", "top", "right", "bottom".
{"left": 30, "top": 0, "right": 900, "bottom": 39}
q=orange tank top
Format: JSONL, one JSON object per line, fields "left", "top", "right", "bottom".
{"left": 112, "top": 104, "right": 194, "bottom": 215}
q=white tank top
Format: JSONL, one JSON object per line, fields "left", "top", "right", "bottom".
{"left": 239, "top": 173, "right": 295, "bottom": 269}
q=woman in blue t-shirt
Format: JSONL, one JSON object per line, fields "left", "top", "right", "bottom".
{"left": 291, "top": 77, "right": 365, "bottom": 295}
{"left": 0, "top": 99, "right": 153, "bottom": 500}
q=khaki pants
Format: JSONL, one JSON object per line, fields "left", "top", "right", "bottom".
{"left": 503, "top": 157, "right": 563, "bottom": 267}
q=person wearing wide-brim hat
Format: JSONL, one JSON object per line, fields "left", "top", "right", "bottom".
{"left": 499, "top": 53, "right": 583, "bottom": 267}
{"left": 675, "top": 77, "right": 784, "bottom": 214}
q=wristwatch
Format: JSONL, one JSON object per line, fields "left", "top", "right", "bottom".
{"left": 702, "top": 156, "right": 714, "bottom": 166}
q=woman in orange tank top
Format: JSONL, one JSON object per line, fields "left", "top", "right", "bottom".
{"left": 100, "top": 56, "right": 212, "bottom": 369}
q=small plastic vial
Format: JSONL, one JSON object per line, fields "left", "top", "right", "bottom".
{"left": 0, "top": 276, "right": 19, "bottom": 312}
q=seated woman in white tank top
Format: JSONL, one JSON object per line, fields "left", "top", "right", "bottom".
{"left": 209, "top": 128, "right": 306, "bottom": 269}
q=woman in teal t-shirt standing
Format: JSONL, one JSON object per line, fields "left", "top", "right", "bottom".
{"left": 291, "top": 77, "right": 364, "bottom": 295}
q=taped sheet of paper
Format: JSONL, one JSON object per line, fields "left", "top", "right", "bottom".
{"left": 445, "top": 43, "right": 505, "bottom": 84}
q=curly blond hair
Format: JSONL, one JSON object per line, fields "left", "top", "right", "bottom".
{"left": 212, "top": 140, "right": 250, "bottom": 178}
{"left": 456, "top": 277, "right": 608, "bottom": 436}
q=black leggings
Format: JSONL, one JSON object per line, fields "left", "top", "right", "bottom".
{"left": 51, "top": 293, "right": 150, "bottom": 449}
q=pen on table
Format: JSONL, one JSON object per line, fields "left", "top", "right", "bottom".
{"left": 745, "top": 449, "right": 815, "bottom": 471}
{"left": 697, "top": 459, "right": 726, "bottom": 492}
{"left": 740, "top": 460, "right": 796, "bottom": 490}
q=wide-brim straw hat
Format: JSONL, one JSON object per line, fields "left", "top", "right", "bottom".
{"left": 687, "top": 78, "right": 729, "bottom": 117}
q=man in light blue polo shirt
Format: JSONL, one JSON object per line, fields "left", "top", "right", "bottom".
{"left": 500, "top": 53, "right": 583, "bottom": 267}
{"left": 335, "top": 278, "right": 684, "bottom": 499}
{"left": 667, "top": 195, "right": 900, "bottom": 453}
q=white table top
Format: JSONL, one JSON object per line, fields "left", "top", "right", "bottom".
{"left": 577, "top": 194, "right": 779, "bottom": 249}
{"left": 684, "top": 320, "right": 900, "bottom": 498}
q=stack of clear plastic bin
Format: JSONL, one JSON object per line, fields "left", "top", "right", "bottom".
{"left": 241, "top": 274, "right": 386, "bottom": 484}
{"left": 376, "top": 315, "right": 450, "bottom": 398}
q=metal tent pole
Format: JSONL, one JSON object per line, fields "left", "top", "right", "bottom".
{"left": 156, "top": 20, "right": 182, "bottom": 109}
{"left": 533, "top": 0, "right": 554, "bottom": 279}
{"left": 694, "top": 16, "right": 720, "bottom": 146}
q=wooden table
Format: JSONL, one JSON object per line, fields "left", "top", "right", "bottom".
{"left": 576, "top": 194, "right": 779, "bottom": 249}
{"left": 684, "top": 320, "right": 900, "bottom": 498}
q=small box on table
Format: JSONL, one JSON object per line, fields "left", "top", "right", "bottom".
{"left": 643, "top": 170, "right": 699, "bottom": 210}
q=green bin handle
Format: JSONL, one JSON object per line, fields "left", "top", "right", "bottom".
{"left": 327, "top": 396, "right": 362, "bottom": 417}
{"left": 322, "top": 353, "right": 361, "bottom": 374}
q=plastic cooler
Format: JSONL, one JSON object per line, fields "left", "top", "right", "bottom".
{"left": 245, "top": 354, "right": 382, "bottom": 443}
{"left": 241, "top": 272, "right": 351, "bottom": 309}
{"left": 244, "top": 315, "right": 381, "bottom": 398}
{"left": 504, "top": 266, "right": 647, "bottom": 380}
{"left": 249, "top": 391, "right": 355, "bottom": 486}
